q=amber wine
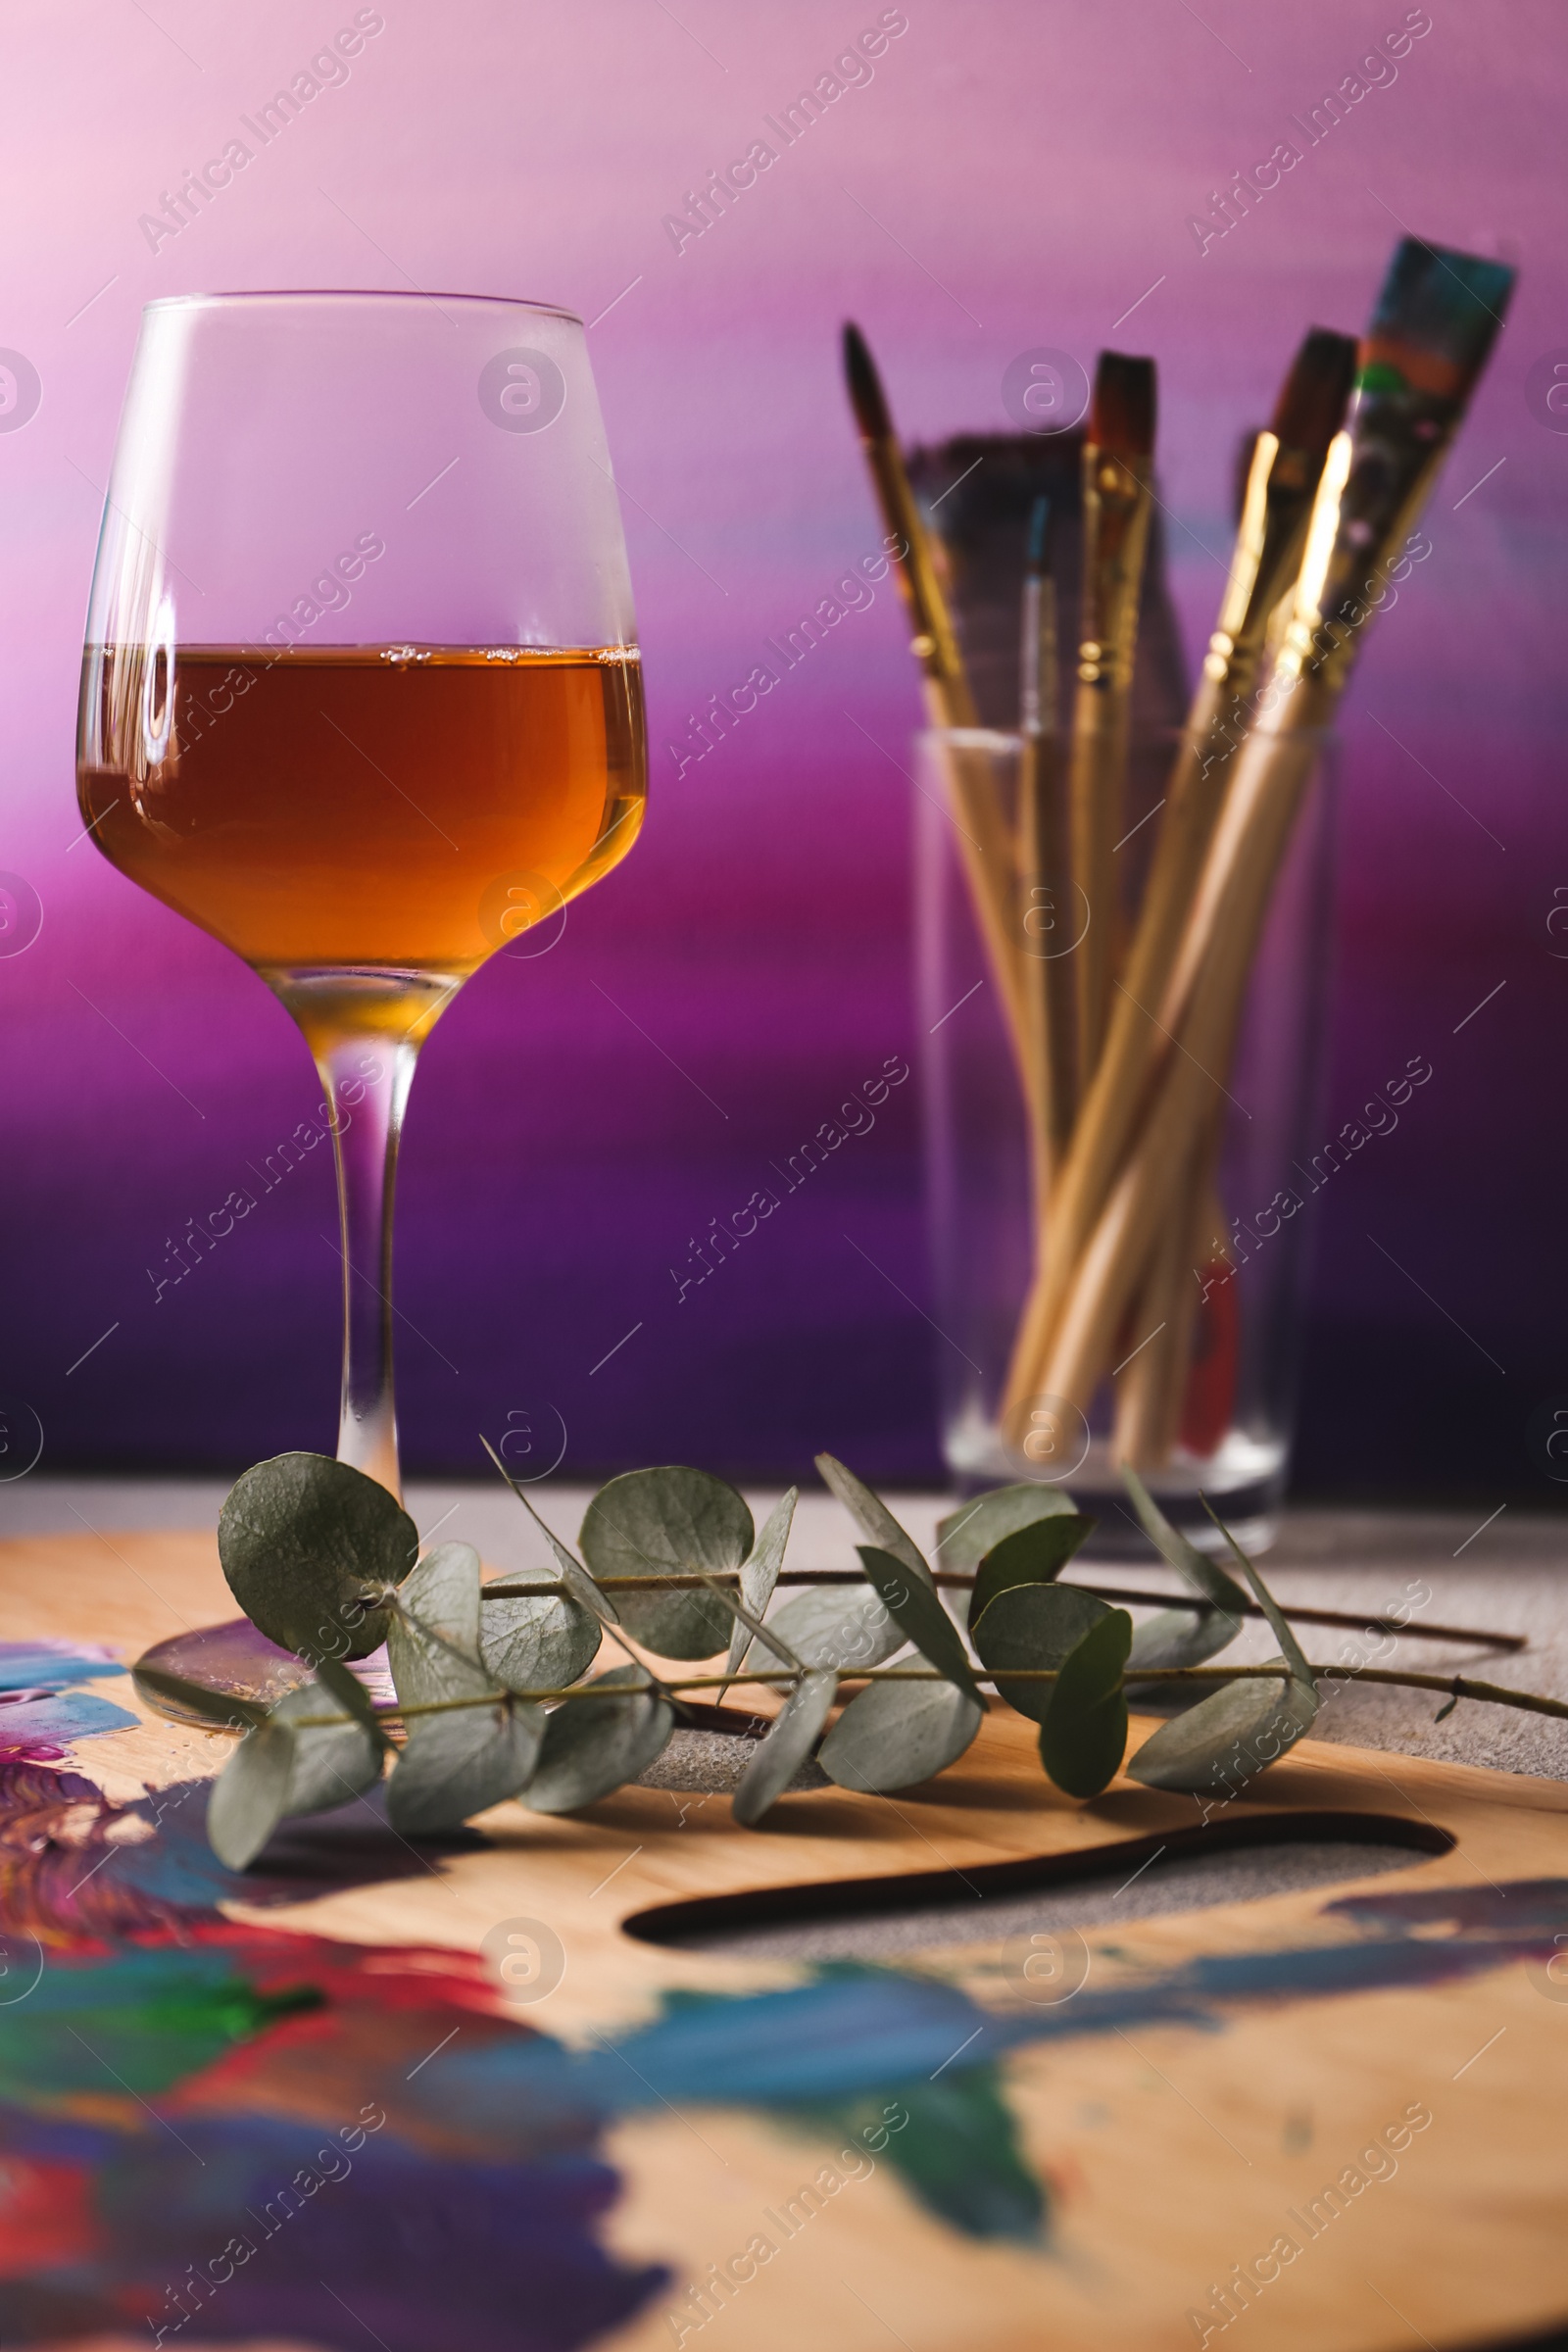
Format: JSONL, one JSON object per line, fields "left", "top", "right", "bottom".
{"left": 77, "top": 645, "right": 646, "bottom": 996}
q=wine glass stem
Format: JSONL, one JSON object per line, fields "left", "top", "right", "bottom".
{"left": 317, "top": 1033, "right": 419, "bottom": 1499}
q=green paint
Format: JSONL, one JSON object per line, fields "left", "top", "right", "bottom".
{"left": 0, "top": 1960, "right": 322, "bottom": 2102}
{"left": 789, "top": 2068, "right": 1047, "bottom": 2244}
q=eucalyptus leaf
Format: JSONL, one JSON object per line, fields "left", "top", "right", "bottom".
{"left": 1125, "top": 1603, "right": 1242, "bottom": 1677}
{"left": 814, "top": 1453, "right": 931, "bottom": 1587}
{"left": 732, "top": 1671, "right": 838, "bottom": 1827}
{"left": 207, "top": 1680, "right": 383, "bottom": 1869}
{"left": 207, "top": 1715, "right": 295, "bottom": 1871}
{"left": 856, "top": 1546, "right": 980, "bottom": 1698}
{"left": 219, "top": 1451, "right": 418, "bottom": 1663}
{"left": 398, "top": 1542, "right": 483, "bottom": 1660}
{"left": 680, "top": 1536, "right": 803, "bottom": 1676}
{"left": 970, "top": 1583, "right": 1112, "bottom": 1724}
{"left": 1127, "top": 1669, "right": 1320, "bottom": 1795}
{"left": 1038, "top": 1610, "right": 1132, "bottom": 1798}
{"left": 480, "top": 1589, "right": 601, "bottom": 1694}
{"left": 1120, "top": 1464, "right": 1247, "bottom": 1615}
{"left": 935, "top": 1482, "right": 1081, "bottom": 1577}
{"left": 388, "top": 1694, "right": 544, "bottom": 1836}
{"left": 481, "top": 1438, "right": 622, "bottom": 1628}
{"left": 387, "top": 1592, "right": 504, "bottom": 1712}
{"left": 726, "top": 1487, "right": 797, "bottom": 1676}
{"left": 818, "top": 1677, "right": 983, "bottom": 1793}
{"left": 742, "top": 1582, "right": 905, "bottom": 1675}
{"left": 1201, "top": 1496, "right": 1314, "bottom": 1689}
{"left": 315, "top": 1656, "right": 395, "bottom": 1750}
{"left": 968, "top": 1515, "right": 1097, "bottom": 1627}
{"left": 580, "top": 1467, "right": 754, "bottom": 1659}
{"left": 521, "top": 1666, "right": 675, "bottom": 1814}
{"left": 273, "top": 1681, "right": 386, "bottom": 1813}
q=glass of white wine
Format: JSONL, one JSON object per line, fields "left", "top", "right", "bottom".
{"left": 77, "top": 292, "right": 646, "bottom": 1507}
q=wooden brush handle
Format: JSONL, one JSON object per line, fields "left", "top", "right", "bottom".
{"left": 1067, "top": 688, "right": 1131, "bottom": 1084}
{"left": 1111, "top": 1111, "right": 1225, "bottom": 1470}
{"left": 1003, "top": 723, "right": 1323, "bottom": 1430}
{"left": 929, "top": 721, "right": 1038, "bottom": 1130}
{"left": 1067, "top": 448, "right": 1152, "bottom": 1097}
{"left": 1017, "top": 678, "right": 1246, "bottom": 1383}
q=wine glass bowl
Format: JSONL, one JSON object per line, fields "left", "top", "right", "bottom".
{"left": 76, "top": 292, "right": 646, "bottom": 1494}
{"left": 77, "top": 642, "right": 646, "bottom": 1045}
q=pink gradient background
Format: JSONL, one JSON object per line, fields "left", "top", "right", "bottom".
{"left": 1, "top": 0, "right": 1564, "bottom": 1494}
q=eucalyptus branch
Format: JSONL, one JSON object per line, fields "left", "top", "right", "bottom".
{"left": 275, "top": 1660, "right": 1568, "bottom": 1733}
{"left": 190, "top": 1446, "right": 1559, "bottom": 1865}
{"left": 477, "top": 1571, "right": 1521, "bottom": 1651}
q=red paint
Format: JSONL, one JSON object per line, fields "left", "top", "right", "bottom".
{"left": 1181, "top": 1261, "right": 1240, "bottom": 1458}
{"left": 0, "top": 2158, "right": 100, "bottom": 2272}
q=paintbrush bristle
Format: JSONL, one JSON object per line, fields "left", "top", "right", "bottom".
{"left": 1363, "top": 238, "right": 1516, "bottom": 395}
{"left": 1089, "top": 353, "right": 1155, "bottom": 460}
{"left": 1270, "top": 328, "right": 1358, "bottom": 454}
{"left": 842, "top": 320, "right": 894, "bottom": 443}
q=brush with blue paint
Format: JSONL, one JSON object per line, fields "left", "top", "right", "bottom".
{"left": 1004, "top": 236, "right": 1517, "bottom": 1432}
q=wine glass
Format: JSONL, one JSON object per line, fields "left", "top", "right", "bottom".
{"left": 76, "top": 292, "right": 646, "bottom": 1506}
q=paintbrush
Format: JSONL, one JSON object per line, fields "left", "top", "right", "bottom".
{"left": 1004, "top": 238, "right": 1515, "bottom": 1435}
{"left": 842, "top": 322, "right": 1035, "bottom": 1085}
{"left": 1156, "top": 240, "right": 1514, "bottom": 1036}
{"left": 1107, "top": 329, "right": 1357, "bottom": 1465}
{"left": 1067, "top": 352, "right": 1155, "bottom": 1092}
{"left": 1014, "top": 497, "right": 1074, "bottom": 1199}
{"left": 842, "top": 322, "right": 977, "bottom": 730}
{"left": 1025, "top": 330, "right": 1356, "bottom": 1454}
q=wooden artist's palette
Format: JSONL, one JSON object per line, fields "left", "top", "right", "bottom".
{"left": 3, "top": 1523, "right": 1566, "bottom": 2352}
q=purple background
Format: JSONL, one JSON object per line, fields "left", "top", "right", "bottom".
{"left": 2, "top": 0, "right": 1564, "bottom": 1498}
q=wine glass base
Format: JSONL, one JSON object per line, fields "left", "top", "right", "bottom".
{"left": 134, "top": 1619, "right": 394, "bottom": 1726}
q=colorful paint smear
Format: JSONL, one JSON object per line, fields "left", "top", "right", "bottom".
{"left": 0, "top": 1740, "right": 1560, "bottom": 2347}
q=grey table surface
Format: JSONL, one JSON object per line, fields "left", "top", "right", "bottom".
{"left": 5, "top": 1479, "right": 1565, "bottom": 1782}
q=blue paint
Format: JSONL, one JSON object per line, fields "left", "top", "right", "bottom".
{"left": 0, "top": 1639, "right": 136, "bottom": 1754}
{"left": 423, "top": 1909, "right": 1551, "bottom": 2139}
{"left": 0, "top": 1639, "right": 126, "bottom": 1692}
{"left": 0, "top": 1688, "right": 139, "bottom": 1752}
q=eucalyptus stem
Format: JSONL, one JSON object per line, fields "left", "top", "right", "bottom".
{"left": 280, "top": 1659, "right": 1568, "bottom": 1733}
{"left": 476, "top": 1572, "right": 1521, "bottom": 1651}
